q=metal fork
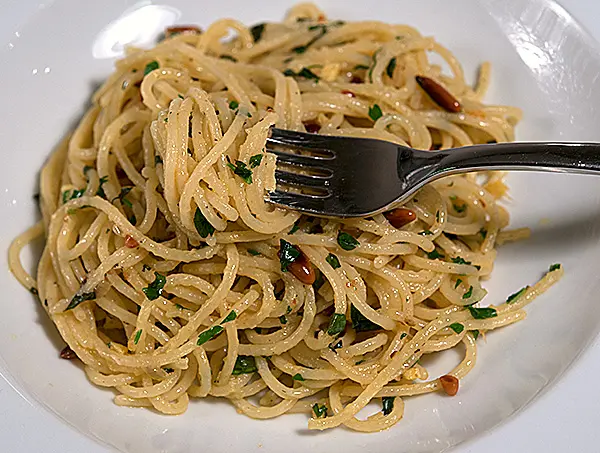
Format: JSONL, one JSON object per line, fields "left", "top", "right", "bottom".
{"left": 266, "top": 128, "right": 600, "bottom": 217}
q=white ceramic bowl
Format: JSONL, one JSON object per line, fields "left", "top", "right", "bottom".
{"left": 2, "top": 0, "right": 600, "bottom": 452}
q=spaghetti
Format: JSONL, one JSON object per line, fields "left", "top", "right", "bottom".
{"left": 9, "top": 3, "right": 563, "bottom": 432}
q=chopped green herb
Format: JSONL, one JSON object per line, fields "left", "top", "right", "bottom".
{"left": 96, "top": 176, "right": 108, "bottom": 199}
{"left": 286, "top": 305, "right": 292, "bottom": 314}
{"left": 226, "top": 158, "right": 253, "bottom": 183}
{"left": 283, "top": 67, "right": 320, "bottom": 82}
{"left": 222, "top": 310, "right": 237, "bottom": 323}
{"left": 62, "top": 188, "right": 85, "bottom": 204}
{"left": 66, "top": 291, "right": 96, "bottom": 310}
{"left": 472, "top": 330, "right": 480, "bottom": 340}
{"left": 506, "top": 286, "right": 529, "bottom": 304}
{"left": 220, "top": 55, "right": 237, "bottom": 62}
{"left": 479, "top": 228, "right": 488, "bottom": 239}
{"left": 194, "top": 208, "right": 215, "bottom": 238}
{"left": 452, "top": 256, "right": 472, "bottom": 265}
{"left": 453, "top": 203, "right": 467, "bottom": 213}
{"left": 400, "top": 332, "right": 408, "bottom": 340}
{"left": 350, "top": 304, "right": 381, "bottom": 332}
{"left": 385, "top": 57, "right": 397, "bottom": 78}
{"left": 232, "top": 355, "right": 257, "bottom": 375}
{"left": 420, "top": 230, "right": 433, "bottom": 235}
{"left": 292, "top": 373, "right": 305, "bottom": 381}
{"left": 292, "top": 24, "right": 327, "bottom": 54}
{"left": 164, "top": 367, "right": 174, "bottom": 373}
{"left": 449, "top": 323, "right": 464, "bottom": 334}
{"left": 382, "top": 396, "right": 395, "bottom": 415}
{"left": 549, "top": 263, "right": 562, "bottom": 272}
{"left": 133, "top": 329, "right": 142, "bottom": 345}
{"left": 279, "top": 239, "right": 300, "bottom": 271}
{"left": 353, "top": 64, "right": 370, "bottom": 71}
{"left": 229, "top": 100, "right": 239, "bottom": 110}
{"left": 247, "top": 249, "right": 260, "bottom": 256}
{"left": 355, "top": 359, "right": 366, "bottom": 365}
{"left": 289, "top": 220, "right": 300, "bottom": 234}
{"left": 367, "top": 48, "right": 381, "bottom": 82}
{"left": 312, "top": 403, "right": 328, "bottom": 418}
{"left": 368, "top": 104, "right": 383, "bottom": 121}
{"left": 197, "top": 325, "right": 224, "bottom": 345}
{"left": 154, "top": 155, "right": 163, "bottom": 165}
{"left": 462, "top": 286, "right": 473, "bottom": 299}
{"left": 327, "top": 313, "right": 346, "bottom": 336}
{"left": 249, "top": 154, "right": 263, "bottom": 168}
{"left": 250, "top": 23, "right": 266, "bottom": 42}
{"left": 142, "top": 272, "right": 167, "bottom": 300}
{"left": 427, "top": 249, "right": 444, "bottom": 260}
{"left": 144, "top": 60, "right": 159, "bottom": 75}
{"left": 468, "top": 305, "right": 497, "bottom": 319}
{"left": 436, "top": 210, "right": 440, "bottom": 222}
{"left": 142, "top": 264, "right": 151, "bottom": 272}
{"left": 279, "top": 315, "right": 288, "bottom": 324}
{"left": 313, "top": 271, "right": 325, "bottom": 291}
{"left": 454, "top": 278, "right": 463, "bottom": 289}
{"left": 326, "top": 253, "right": 341, "bottom": 269}
{"left": 337, "top": 231, "right": 359, "bottom": 250}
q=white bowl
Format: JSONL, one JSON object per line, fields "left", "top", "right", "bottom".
{"left": 2, "top": 0, "right": 600, "bottom": 451}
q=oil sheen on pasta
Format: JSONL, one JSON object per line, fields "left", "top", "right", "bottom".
{"left": 8, "top": 3, "right": 563, "bottom": 432}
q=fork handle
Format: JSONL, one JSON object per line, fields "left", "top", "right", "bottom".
{"left": 431, "top": 142, "right": 600, "bottom": 176}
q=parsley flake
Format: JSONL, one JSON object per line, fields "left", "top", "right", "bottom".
{"left": 222, "top": 310, "right": 237, "bottom": 323}
{"left": 292, "top": 373, "right": 305, "bottom": 381}
{"left": 327, "top": 313, "right": 346, "bottom": 336}
{"left": 368, "top": 104, "right": 383, "bottom": 121}
{"left": 549, "top": 263, "right": 562, "bottom": 272}
{"left": 382, "top": 396, "right": 395, "bottom": 415}
{"left": 133, "top": 329, "right": 142, "bottom": 345}
{"left": 249, "top": 154, "right": 263, "bottom": 168}
{"left": 462, "top": 286, "right": 473, "bottom": 299}
{"left": 468, "top": 305, "right": 497, "bottom": 319}
{"left": 449, "top": 323, "right": 464, "bottom": 334}
{"left": 144, "top": 60, "right": 159, "bottom": 75}
{"left": 427, "top": 249, "right": 444, "bottom": 260}
{"left": 226, "top": 158, "right": 253, "bottom": 183}
{"left": 232, "top": 355, "right": 257, "bottom": 375}
{"left": 194, "top": 208, "right": 215, "bottom": 238}
{"left": 350, "top": 305, "right": 381, "bottom": 332}
{"left": 142, "top": 272, "right": 167, "bottom": 300}
{"left": 326, "top": 253, "right": 341, "bottom": 269}
{"left": 197, "top": 325, "right": 224, "bottom": 345}
{"left": 279, "top": 239, "right": 300, "bottom": 271}
{"left": 506, "top": 286, "right": 529, "bottom": 304}
{"left": 385, "top": 57, "right": 397, "bottom": 78}
{"left": 337, "top": 231, "right": 359, "bottom": 250}
{"left": 312, "top": 403, "right": 328, "bottom": 418}
{"left": 66, "top": 291, "right": 96, "bottom": 310}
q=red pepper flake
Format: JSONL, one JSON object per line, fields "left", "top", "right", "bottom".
{"left": 341, "top": 90, "right": 355, "bottom": 97}
{"left": 60, "top": 346, "right": 77, "bottom": 360}
{"left": 415, "top": 76, "right": 462, "bottom": 113}
{"left": 125, "top": 235, "right": 139, "bottom": 248}
{"left": 317, "top": 15, "right": 326, "bottom": 22}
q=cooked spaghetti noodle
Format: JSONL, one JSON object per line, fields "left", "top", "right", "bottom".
{"left": 8, "top": 3, "right": 563, "bottom": 432}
